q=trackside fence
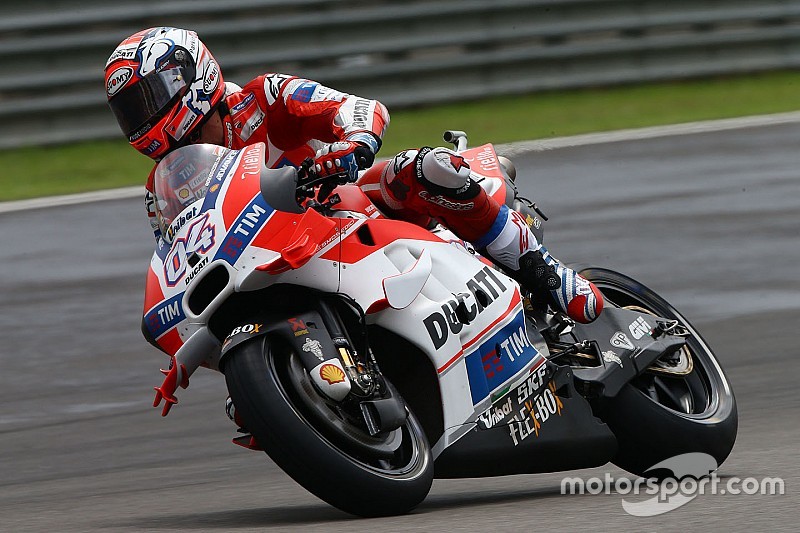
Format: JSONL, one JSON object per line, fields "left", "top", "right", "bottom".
{"left": 2, "top": 0, "right": 800, "bottom": 149}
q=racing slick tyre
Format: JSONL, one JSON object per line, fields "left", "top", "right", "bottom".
{"left": 223, "top": 335, "right": 433, "bottom": 517}
{"left": 580, "top": 267, "right": 738, "bottom": 477}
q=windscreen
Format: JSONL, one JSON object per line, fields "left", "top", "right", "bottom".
{"left": 152, "top": 143, "right": 233, "bottom": 241}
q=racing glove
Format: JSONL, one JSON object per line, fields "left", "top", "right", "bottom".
{"left": 313, "top": 134, "right": 378, "bottom": 182}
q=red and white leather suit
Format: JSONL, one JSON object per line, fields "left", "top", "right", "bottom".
{"left": 144, "top": 75, "right": 388, "bottom": 236}
{"left": 144, "top": 75, "right": 601, "bottom": 323}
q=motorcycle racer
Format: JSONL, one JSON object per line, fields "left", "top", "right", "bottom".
{"left": 105, "top": 27, "right": 385, "bottom": 240}
{"left": 104, "top": 26, "right": 602, "bottom": 325}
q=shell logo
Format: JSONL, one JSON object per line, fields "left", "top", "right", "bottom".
{"left": 319, "top": 363, "right": 345, "bottom": 385}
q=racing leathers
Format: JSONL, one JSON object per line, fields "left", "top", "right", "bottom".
{"left": 144, "top": 74, "right": 389, "bottom": 238}
{"left": 143, "top": 74, "right": 602, "bottom": 323}
{"left": 358, "top": 147, "right": 604, "bottom": 323}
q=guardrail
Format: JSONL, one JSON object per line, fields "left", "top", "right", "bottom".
{"left": 2, "top": 0, "right": 800, "bottom": 149}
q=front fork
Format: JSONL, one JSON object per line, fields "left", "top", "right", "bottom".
{"left": 315, "top": 298, "right": 375, "bottom": 397}
{"left": 315, "top": 298, "right": 408, "bottom": 436}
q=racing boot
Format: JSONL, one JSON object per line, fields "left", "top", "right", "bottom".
{"left": 476, "top": 204, "right": 604, "bottom": 323}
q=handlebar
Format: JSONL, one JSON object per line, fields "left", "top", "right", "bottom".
{"left": 443, "top": 130, "right": 468, "bottom": 151}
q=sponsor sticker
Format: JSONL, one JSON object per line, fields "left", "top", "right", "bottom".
{"left": 230, "top": 93, "right": 255, "bottom": 114}
{"left": 465, "top": 311, "right": 539, "bottom": 405}
{"left": 222, "top": 323, "right": 264, "bottom": 351}
{"left": 289, "top": 317, "right": 310, "bottom": 336}
{"left": 475, "top": 362, "right": 566, "bottom": 446}
{"left": 309, "top": 85, "right": 346, "bottom": 103}
{"left": 473, "top": 145, "right": 500, "bottom": 173}
{"left": 143, "top": 139, "right": 162, "bottom": 156}
{"left": 144, "top": 292, "right": 186, "bottom": 339}
{"left": 418, "top": 190, "right": 474, "bottom": 210}
{"left": 236, "top": 105, "right": 265, "bottom": 142}
{"left": 508, "top": 380, "right": 564, "bottom": 445}
{"left": 319, "top": 363, "right": 345, "bottom": 384}
{"left": 106, "top": 45, "right": 137, "bottom": 66}
{"left": 203, "top": 60, "right": 220, "bottom": 94}
{"left": 215, "top": 195, "right": 273, "bottom": 265}
{"left": 424, "top": 265, "right": 509, "bottom": 350}
{"left": 228, "top": 323, "right": 263, "bottom": 337}
{"left": 106, "top": 66, "right": 133, "bottom": 97}
{"left": 611, "top": 331, "right": 635, "bottom": 350}
{"left": 290, "top": 81, "right": 319, "bottom": 103}
{"left": 629, "top": 316, "right": 652, "bottom": 340}
{"left": 302, "top": 338, "right": 324, "bottom": 361}
{"left": 602, "top": 350, "right": 623, "bottom": 366}
{"left": 184, "top": 256, "right": 209, "bottom": 285}
{"left": 525, "top": 214, "right": 542, "bottom": 230}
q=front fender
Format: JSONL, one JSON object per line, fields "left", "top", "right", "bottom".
{"left": 219, "top": 308, "right": 354, "bottom": 401}
{"left": 219, "top": 309, "right": 338, "bottom": 372}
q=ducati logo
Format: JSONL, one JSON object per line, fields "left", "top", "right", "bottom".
{"left": 423, "top": 266, "right": 508, "bottom": 349}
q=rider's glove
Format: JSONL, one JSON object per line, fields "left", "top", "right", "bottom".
{"left": 313, "top": 134, "right": 378, "bottom": 182}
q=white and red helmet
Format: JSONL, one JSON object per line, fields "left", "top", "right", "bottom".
{"left": 104, "top": 27, "right": 225, "bottom": 160}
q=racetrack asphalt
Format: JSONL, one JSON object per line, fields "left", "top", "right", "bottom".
{"left": 0, "top": 121, "right": 797, "bottom": 531}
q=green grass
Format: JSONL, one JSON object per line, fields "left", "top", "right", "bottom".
{"left": 3, "top": 70, "right": 800, "bottom": 201}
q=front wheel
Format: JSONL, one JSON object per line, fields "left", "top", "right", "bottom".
{"left": 223, "top": 336, "right": 433, "bottom": 517}
{"left": 581, "top": 267, "right": 738, "bottom": 477}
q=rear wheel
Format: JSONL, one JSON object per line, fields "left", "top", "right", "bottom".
{"left": 224, "top": 336, "right": 433, "bottom": 517}
{"left": 581, "top": 267, "right": 738, "bottom": 476}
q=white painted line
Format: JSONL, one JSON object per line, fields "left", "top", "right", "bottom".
{"left": 3, "top": 110, "right": 800, "bottom": 214}
{"left": 0, "top": 186, "right": 144, "bottom": 214}
{"left": 495, "top": 110, "right": 800, "bottom": 155}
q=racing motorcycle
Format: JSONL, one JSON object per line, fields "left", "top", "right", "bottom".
{"left": 143, "top": 131, "right": 737, "bottom": 517}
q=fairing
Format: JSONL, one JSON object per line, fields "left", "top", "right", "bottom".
{"left": 142, "top": 142, "right": 605, "bottom": 466}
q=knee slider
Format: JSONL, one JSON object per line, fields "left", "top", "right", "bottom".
{"left": 418, "top": 147, "right": 476, "bottom": 197}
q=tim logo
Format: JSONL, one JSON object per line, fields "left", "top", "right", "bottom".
{"left": 465, "top": 311, "right": 539, "bottom": 405}
{"left": 482, "top": 348, "right": 504, "bottom": 379}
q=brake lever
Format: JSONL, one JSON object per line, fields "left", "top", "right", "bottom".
{"left": 295, "top": 157, "right": 350, "bottom": 204}
{"left": 317, "top": 174, "right": 350, "bottom": 202}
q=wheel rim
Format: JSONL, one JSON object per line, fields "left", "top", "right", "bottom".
{"left": 271, "top": 346, "right": 430, "bottom": 479}
{"left": 587, "top": 273, "right": 725, "bottom": 420}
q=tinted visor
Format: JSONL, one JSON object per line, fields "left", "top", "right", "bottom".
{"left": 109, "top": 63, "right": 194, "bottom": 139}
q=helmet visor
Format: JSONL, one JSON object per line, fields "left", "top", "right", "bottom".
{"left": 109, "top": 64, "right": 194, "bottom": 140}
